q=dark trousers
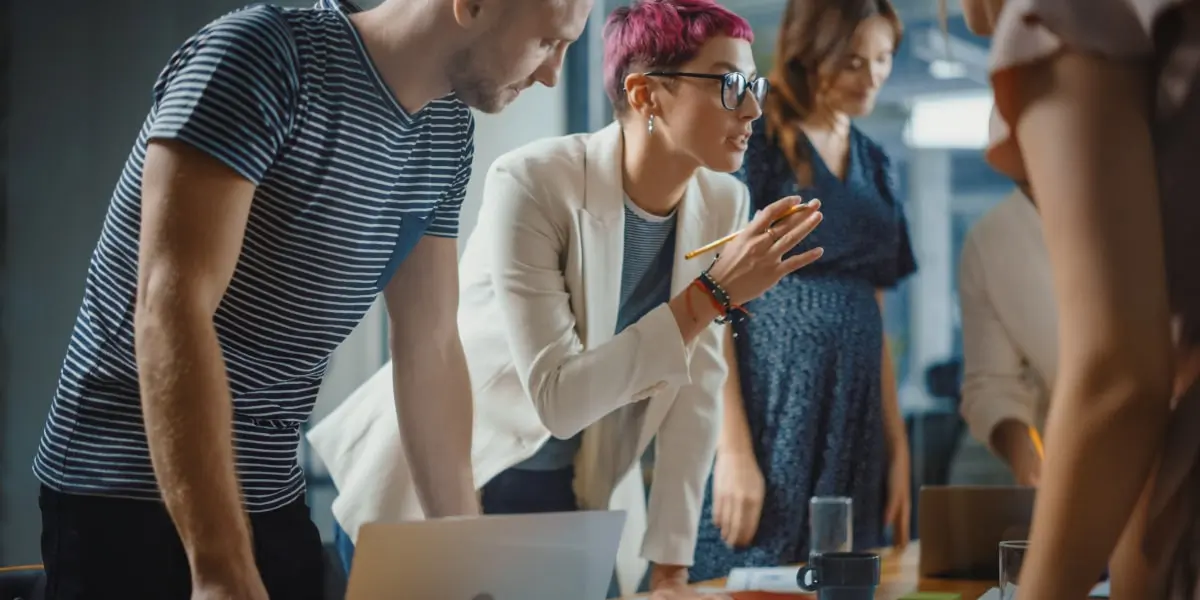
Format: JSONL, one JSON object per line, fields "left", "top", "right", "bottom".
{"left": 479, "top": 466, "right": 579, "bottom": 514}
{"left": 39, "top": 485, "right": 324, "bottom": 599}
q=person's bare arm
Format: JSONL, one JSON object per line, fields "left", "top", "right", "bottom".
{"left": 129, "top": 9, "right": 299, "bottom": 595}
{"left": 384, "top": 235, "right": 478, "bottom": 518}
{"left": 717, "top": 328, "right": 752, "bottom": 454}
{"left": 878, "top": 292, "right": 907, "bottom": 457}
{"left": 709, "top": 325, "right": 765, "bottom": 549}
{"left": 877, "top": 291, "right": 910, "bottom": 546}
{"left": 1007, "top": 51, "right": 1174, "bottom": 597}
{"left": 136, "top": 140, "right": 263, "bottom": 592}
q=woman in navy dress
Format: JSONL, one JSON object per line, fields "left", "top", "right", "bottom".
{"left": 691, "top": 0, "right": 916, "bottom": 581}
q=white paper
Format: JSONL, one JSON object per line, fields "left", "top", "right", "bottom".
{"left": 725, "top": 566, "right": 812, "bottom": 594}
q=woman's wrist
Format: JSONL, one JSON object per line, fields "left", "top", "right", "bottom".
{"left": 718, "top": 430, "right": 754, "bottom": 455}
{"left": 650, "top": 563, "right": 690, "bottom": 590}
{"left": 668, "top": 285, "right": 721, "bottom": 342}
{"left": 885, "top": 430, "right": 910, "bottom": 458}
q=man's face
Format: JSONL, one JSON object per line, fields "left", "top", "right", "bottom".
{"left": 449, "top": 0, "right": 593, "bottom": 113}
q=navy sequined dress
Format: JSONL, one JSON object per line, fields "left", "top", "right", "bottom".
{"left": 689, "top": 120, "right": 917, "bottom": 582}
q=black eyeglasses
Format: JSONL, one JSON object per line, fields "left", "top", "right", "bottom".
{"left": 643, "top": 71, "right": 770, "bottom": 111}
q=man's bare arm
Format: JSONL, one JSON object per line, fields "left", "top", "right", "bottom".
{"left": 383, "top": 236, "right": 478, "bottom": 518}
{"left": 135, "top": 139, "right": 261, "bottom": 589}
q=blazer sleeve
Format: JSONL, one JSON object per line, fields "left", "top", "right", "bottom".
{"left": 483, "top": 162, "right": 694, "bottom": 439}
{"left": 640, "top": 182, "right": 750, "bottom": 566}
{"left": 958, "top": 235, "right": 1040, "bottom": 452}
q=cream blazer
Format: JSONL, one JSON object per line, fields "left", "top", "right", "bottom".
{"left": 307, "top": 122, "right": 749, "bottom": 596}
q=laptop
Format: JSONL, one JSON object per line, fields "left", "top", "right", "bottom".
{"left": 918, "top": 485, "right": 1035, "bottom": 580}
{"left": 345, "top": 510, "right": 626, "bottom": 600}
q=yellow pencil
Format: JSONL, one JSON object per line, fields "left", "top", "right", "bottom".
{"left": 1029, "top": 426, "right": 1045, "bottom": 460}
{"left": 684, "top": 200, "right": 819, "bottom": 260}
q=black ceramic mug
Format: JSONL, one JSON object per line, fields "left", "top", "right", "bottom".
{"left": 796, "top": 552, "right": 881, "bottom": 600}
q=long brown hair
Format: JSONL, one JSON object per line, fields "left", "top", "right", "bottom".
{"left": 766, "top": 0, "right": 902, "bottom": 185}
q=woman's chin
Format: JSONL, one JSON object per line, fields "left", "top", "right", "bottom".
{"left": 702, "top": 152, "right": 745, "bottom": 174}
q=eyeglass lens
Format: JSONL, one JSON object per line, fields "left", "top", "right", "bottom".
{"left": 722, "top": 73, "right": 769, "bottom": 110}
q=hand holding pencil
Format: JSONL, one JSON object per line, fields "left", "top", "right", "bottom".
{"left": 687, "top": 198, "right": 821, "bottom": 260}
{"left": 699, "top": 196, "right": 825, "bottom": 307}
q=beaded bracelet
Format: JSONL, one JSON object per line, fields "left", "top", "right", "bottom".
{"left": 695, "top": 268, "right": 750, "bottom": 326}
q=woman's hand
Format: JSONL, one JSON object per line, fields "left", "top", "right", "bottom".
{"left": 884, "top": 450, "right": 911, "bottom": 549}
{"left": 707, "top": 197, "right": 824, "bottom": 306}
{"left": 711, "top": 448, "right": 765, "bottom": 548}
{"left": 649, "top": 587, "right": 731, "bottom": 600}
{"left": 650, "top": 565, "right": 731, "bottom": 600}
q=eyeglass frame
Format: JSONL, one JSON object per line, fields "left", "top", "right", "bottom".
{"left": 641, "top": 71, "right": 770, "bottom": 111}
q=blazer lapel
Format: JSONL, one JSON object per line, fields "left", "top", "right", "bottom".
{"left": 578, "top": 122, "right": 626, "bottom": 348}
{"left": 633, "top": 178, "right": 712, "bottom": 453}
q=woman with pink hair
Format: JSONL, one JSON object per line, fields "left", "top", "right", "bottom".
{"left": 309, "top": 1, "right": 824, "bottom": 597}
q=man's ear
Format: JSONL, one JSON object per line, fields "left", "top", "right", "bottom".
{"left": 624, "top": 72, "right": 658, "bottom": 118}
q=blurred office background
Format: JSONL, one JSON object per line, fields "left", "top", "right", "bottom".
{"left": 0, "top": 0, "right": 1015, "bottom": 563}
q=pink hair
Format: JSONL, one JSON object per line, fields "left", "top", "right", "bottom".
{"left": 603, "top": 0, "right": 754, "bottom": 112}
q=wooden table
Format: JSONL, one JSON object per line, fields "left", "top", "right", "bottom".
{"left": 630, "top": 543, "right": 993, "bottom": 599}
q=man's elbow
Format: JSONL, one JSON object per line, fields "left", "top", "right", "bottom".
{"left": 958, "top": 383, "right": 1030, "bottom": 444}
{"left": 133, "top": 280, "right": 210, "bottom": 349}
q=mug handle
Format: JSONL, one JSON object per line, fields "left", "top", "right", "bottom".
{"left": 797, "top": 565, "right": 819, "bottom": 592}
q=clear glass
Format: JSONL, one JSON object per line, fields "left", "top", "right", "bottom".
{"left": 808, "top": 496, "right": 853, "bottom": 562}
{"left": 999, "top": 540, "right": 1028, "bottom": 600}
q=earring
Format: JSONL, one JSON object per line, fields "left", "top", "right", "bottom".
{"left": 647, "top": 115, "right": 655, "bottom": 133}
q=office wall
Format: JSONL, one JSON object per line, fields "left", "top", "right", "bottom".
{"left": 0, "top": 0, "right": 567, "bottom": 562}
{"left": 0, "top": 0, "right": 316, "bottom": 565}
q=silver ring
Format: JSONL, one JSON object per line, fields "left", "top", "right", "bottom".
{"left": 766, "top": 226, "right": 778, "bottom": 243}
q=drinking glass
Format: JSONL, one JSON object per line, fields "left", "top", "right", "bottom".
{"left": 808, "top": 496, "right": 853, "bottom": 562}
{"left": 999, "top": 540, "right": 1028, "bottom": 600}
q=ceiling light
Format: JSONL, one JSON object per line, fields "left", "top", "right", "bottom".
{"left": 928, "top": 59, "right": 968, "bottom": 80}
{"left": 904, "top": 91, "right": 993, "bottom": 149}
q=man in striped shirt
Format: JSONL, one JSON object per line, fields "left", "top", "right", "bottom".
{"left": 31, "top": 0, "right": 591, "bottom": 597}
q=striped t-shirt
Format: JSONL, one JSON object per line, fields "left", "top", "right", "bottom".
{"left": 33, "top": 0, "right": 475, "bottom": 512}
